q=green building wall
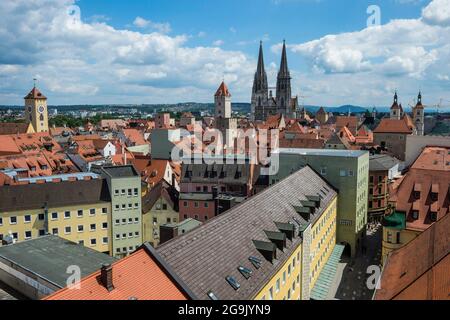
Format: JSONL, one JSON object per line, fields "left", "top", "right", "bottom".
{"left": 271, "top": 149, "right": 369, "bottom": 258}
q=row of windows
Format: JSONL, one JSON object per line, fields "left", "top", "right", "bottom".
{"left": 311, "top": 241, "right": 334, "bottom": 280}
{"left": 114, "top": 203, "right": 139, "bottom": 211}
{"left": 312, "top": 204, "right": 336, "bottom": 241}
{"left": 263, "top": 251, "right": 301, "bottom": 300}
{"left": 62, "top": 223, "right": 108, "bottom": 234}
{"left": 114, "top": 217, "right": 140, "bottom": 225}
{"left": 114, "top": 188, "right": 139, "bottom": 197}
{"left": 0, "top": 209, "right": 108, "bottom": 226}
{"left": 114, "top": 231, "right": 140, "bottom": 240}
{"left": 152, "top": 217, "right": 177, "bottom": 224}
{"left": 115, "top": 245, "right": 140, "bottom": 254}
{"left": 182, "top": 201, "right": 210, "bottom": 208}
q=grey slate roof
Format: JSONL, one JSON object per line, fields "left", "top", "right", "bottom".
{"left": 0, "top": 179, "right": 111, "bottom": 212}
{"left": 0, "top": 235, "right": 116, "bottom": 288}
{"left": 156, "top": 166, "right": 337, "bottom": 300}
{"left": 369, "top": 154, "right": 400, "bottom": 171}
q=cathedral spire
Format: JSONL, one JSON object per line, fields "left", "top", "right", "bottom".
{"left": 256, "top": 41, "right": 266, "bottom": 79}
{"left": 278, "top": 40, "right": 290, "bottom": 77}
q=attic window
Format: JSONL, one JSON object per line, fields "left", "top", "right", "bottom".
{"left": 412, "top": 210, "right": 419, "bottom": 220}
{"left": 430, "top": 212, "right": 437, "bottom": 222}
{"left": 249, "top": 256, "right": 262, "bottom": 269}
{"left": 207, "top": 291, "right": 219, "bottom": 300}
{"left": 238, "top": 266, "right": 253, "bottom": 279}
{"left": 226, "top": 276, "right": 240, "bottom": 290}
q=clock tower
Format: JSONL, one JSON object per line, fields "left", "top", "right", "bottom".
{"left": 24, "top": 85, "right": 49, "bottom": 133}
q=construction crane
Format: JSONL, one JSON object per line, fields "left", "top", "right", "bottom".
{"left": 408, "top": 98, "right": 450, "bottom": 114}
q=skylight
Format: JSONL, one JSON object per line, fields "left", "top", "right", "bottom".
{"left": 238, "top": 266, "right": 253, "bottom": 279}
{"left": 249, "top": 256, "right": 262, "bottom": 269}
{"left": 226, "top": 276, "right": 241, "bottom": 290}
{"left": 207, "top": 291, "right": 219, "bottom": 300}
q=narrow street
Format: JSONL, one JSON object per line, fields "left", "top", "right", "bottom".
{"left": 329, "top": 223, "right": 383, "bottom": 300}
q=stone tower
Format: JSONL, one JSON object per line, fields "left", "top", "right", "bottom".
{"left": 214, "top": 82, "right": 237, "bottom": 146}
{"left": 251, "top": 41, "right": 269, "bottom": 121}
{"left": 390, "top": 91, "right": 402, "bottom": 120}
{"left": 24, "top": 85, "right": 49, "bottom": 133}
{"left": 412, "top": 91, "right": 425, "bottom": 136}
{"left": 276, "top": 40, "right": 292, "bottom": 118}
{"left": 215, "top": 81, "right": 232, "bottom": 119}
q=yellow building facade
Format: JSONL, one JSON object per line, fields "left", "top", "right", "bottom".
{"left": 381, "top": 226, "right": 419, "bottom": 265}
{"left": 254, "top": 196, "right": 338, "bottom": 301}
{"left": 310, "top": 197, "right": 337, "bottom": 288}
{"left": 0, "top": 203, "right": 112, "bottom": 254}
{"left": 142, "top": 197, "right": 179, "bottom": 247}
{"left": 255, "top": 245, "right": 303, "bottom": 301}
{"left": 24, "top": 86, "right": 49, "bottom": 133}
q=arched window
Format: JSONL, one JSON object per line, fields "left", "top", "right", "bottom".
{"left": 39, "top": 114, "right": 44, "bottom": 121}
{"left": 258, "top": 97, "right": 261, "bottom": 106}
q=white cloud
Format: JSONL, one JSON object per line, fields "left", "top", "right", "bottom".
{"left": 422, "top": 0, "right": 450, "bottom": 26}
{"left": 213, "top": 40, "right": 224, "bottom": 46}
{"left": 284, "top": 0, "right": 450, "bottom": 106}
{"left": 0, "top": 0, "right": 255, "bottom": 104}
{"left": 133, "top": 16, "right": 171, "bottom": 34}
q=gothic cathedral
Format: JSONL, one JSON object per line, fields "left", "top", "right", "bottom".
{"left": 251, "top": 41, "right": 298, "bottom": 121}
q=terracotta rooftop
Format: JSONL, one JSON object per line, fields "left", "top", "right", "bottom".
{"left": 374, "top": 117, "right": 414, "bottom": 134}
{"left": 44, "top": 244, "right": 193, "bottom": 300}
{"left": 389, "top": 147, "right": 450, "bottom": 232}
{"left": 24, "top": 87, "right": 47, "bottom": 100}
{"left": 215, "top": 81, "right": 231, "bottom": 97}
{"left": 122, "top": 129, "right": 147, "bottom": 146}
{"left": 411, "top": 146, "right": 450, "bottom": 172}
{"left": 374, "top": 213, "right": 450, "bottom": 300}
{"left": 0, "top": 123, "right": 32, "bottom": 136}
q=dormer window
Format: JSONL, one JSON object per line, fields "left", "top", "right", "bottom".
{"left": 431, "top": 192, "right": 438, "bottom": 202}
{"left": 430, "top": 212, "right": 437, "bottom": 222}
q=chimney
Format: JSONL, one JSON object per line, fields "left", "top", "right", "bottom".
{"left": 100, "top": 263, "right": 114, "bottom": 292}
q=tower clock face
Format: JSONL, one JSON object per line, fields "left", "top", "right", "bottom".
{"left": 38, "top": 105, "right": 45, "bottom": 114}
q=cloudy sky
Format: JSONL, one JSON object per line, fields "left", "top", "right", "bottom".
{"left": 0, "top": 0, "right": 449, "bottom": 108}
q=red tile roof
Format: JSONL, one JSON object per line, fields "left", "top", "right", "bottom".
{"left": 44, "top": 245, "right": 193, "bottom": 300}
{"left": 215, "top": 81, "right": 231, "bottom": 97}
{"left": 389, "top": 147, "right": 450, "bottom": 232}
{"left": 374, "top": 117, "right": 414, "bottom": 134}
{"left": 24, "top": 87, "right": 47, "bottom": 100}
{"left": 374, "top": 213, "right": 450, "bottom": 300}
{"left": 122, "top": 129, "right": 147, "bottom": 146}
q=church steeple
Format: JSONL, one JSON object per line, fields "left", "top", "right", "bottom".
{"left": 276, "top": 40, "right": 292, "bottom": 117}
{"left": 251, "top": 41, "right": 269, "bottom": 121}
{"left": 254, "top": 41, "right": 268, "bottom": 92}
{"left": 278, "top": 40, "right": 290, "bottom": 78}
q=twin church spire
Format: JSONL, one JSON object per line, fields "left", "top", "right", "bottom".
{"left": 251, "top": 40, "right": 295, "bottom": 121}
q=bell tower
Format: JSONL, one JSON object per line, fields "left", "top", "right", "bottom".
{"left": 24, "top": 82, "right": 49, "bottom": 133}
{"left": 413, "top": 91, "right": 425, "bottom": 136}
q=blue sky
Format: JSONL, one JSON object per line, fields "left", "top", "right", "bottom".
{"left": 0, "top": 0, "right": 449, "bottom": 107}
{"left": 78, "top": 0, "right": 426, "bottom": 72}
